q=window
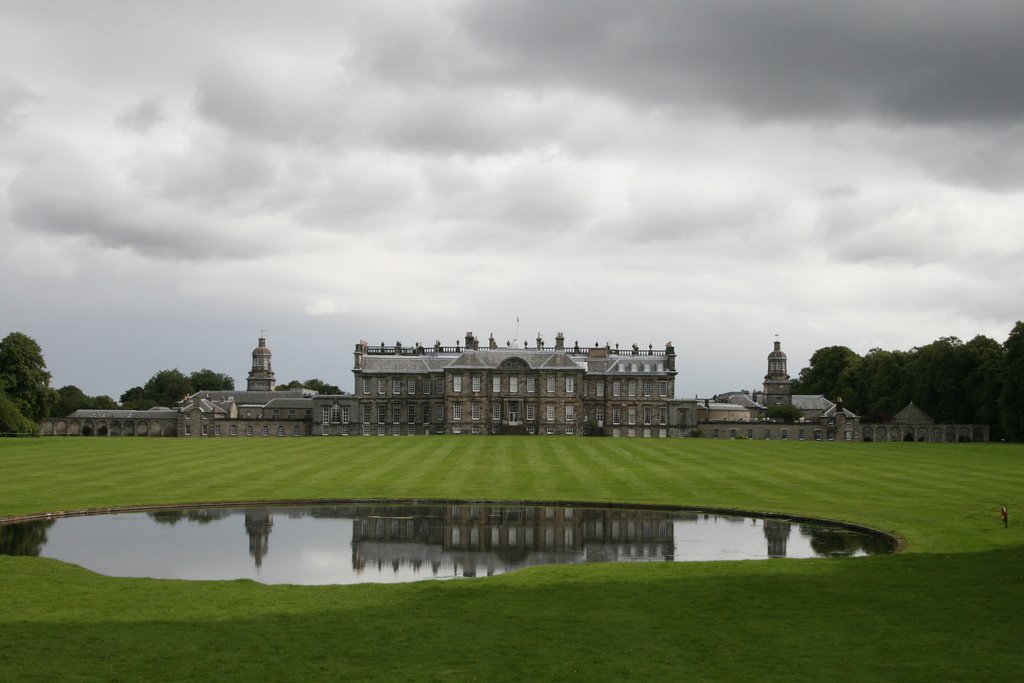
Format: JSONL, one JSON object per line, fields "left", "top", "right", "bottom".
{"left": 492, "top": 404, "right": 501, "bottom": 421}
{"left": 628, "top": 381, "right": 637, "bottom": 397}
{"left": 323, "top": 407, "right": 331, "bottom": 423}
{"left": 408, "top": 406, "right": 416, "bottom": 424}
{"left": 453, "top": 376, "right": 463, "bottom": 393}
{"left": 293, "top": 425, "right": 300, "bottom": 436}
{"left": 566, "top": 376, "right": 575, "bottom": 393}
{"left": 435, "top": 379, "right": 444, "bottom": 394}
{"left": 492, "top": 376, "right": 501, "bottom": 393}
{"left": 596, "top": 381, "right": 604, "bottom": 397}
{"left": 565, "top": 404, "right": 575, "bottom": 422}
{"left": 747, "top": 429, "right": 754, "bottom": 439}
{"left": 471, "top": 402, "right": 481, "bottom": 420}
{"left": 287, "top": 408, "right": 295, "bottom": 419}
{"left": 424, "top": 379, "right": 431, "bottom": 395}
{"left": 246, "top": 425, "right": 254, "bottom": 436}
{"left": 408, "top": 379, "right": 416, "bottom": 395}
{"left": 340, "top": 407, "right": 349, "bottom": 424}
{"left": 566, "top": 425, "right": 575, "bottom": 435}
{"left": 782, "top": 429, "right": 789, "bottom": 440}
{"left": 423, "top": 405, "right": 431, "bottom": 423}
{"left": 230, "top": 425, "right": 238, "bottom": 436}
{"left": 471, "top": 375, "right": 481, "bottom": 393}
{"left": 526, "top": 404, "right": 536, "bottom": 421}
{"left": 392, "top": 406, "right": 401, "bottom": 424}
{"left": 453, "top": 403, "right": 462, "bottom": 421}
{"left": 546, "top": 376, "right": 556, "bottom": 393}
{"left": 659, "top": 407, "right": 667, "bottom": 425}
{"left": 628, "top": 407, "right": 636, "bottom": 426}
{"left": 435, "top": 405, "right": 444, "bottom": 422}
{"left": 526, "top": 377, "right": 536, "bottom": 393}
{"left": 362, "top": 379, "right": 370, "bottom": 394}
{"left": 595, "top": 407, "right": 604, "bottom": 423}
{"left": 612, "top": 381, "right": 621, "bottom": 397}
{"left": 362, "top": 404, "right": 371, "bottom": 424}
{"left": 184, "top": 424, "right": 191, "bottom": 436}
{"left": 304, "top": 409, "right": 312, "bottom": 420}
{"left": 262, "top": 426, "right": 270, "bottom": 436}
{"left": 642, "top": 380, "right": 652, "bottom": 397}
{"left": 612, "top": 407, "right": 621, "bottom": 425}
{"left": 377, "top": 406, "right": 386, "bottom": 424}
{"left": 509, "top": 376, "right": 518, "bottom": 393}
{"left": 659, "top": 381, "right": 668, "bottom": 397}
{"left": 392, "top": 379, "right": 401, "bottom": 395}
{"left": 546, "top": 405, "right": 555, "bottom": 422}
{"left": 272, "top": 409, "right": 280, "bottom": 419}
{"left": 643, "top": 406, "right": 652, "bottom": 425}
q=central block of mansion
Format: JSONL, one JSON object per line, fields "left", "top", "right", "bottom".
{"left": 350, "top": 332, "right": 685, "bottom": 437}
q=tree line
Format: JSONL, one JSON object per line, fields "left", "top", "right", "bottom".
{"left": 4, "top": 324, "right": 1023, "bottom": 438}
{"left": 0, "top": 331, "right": 344, "bottom": 433}
{"left": 793, "top": 321, "right": 1024, "bottom": 440}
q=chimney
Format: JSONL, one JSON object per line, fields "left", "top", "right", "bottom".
{"left": 555, "top": 332, "right": 564, "bottom": 350}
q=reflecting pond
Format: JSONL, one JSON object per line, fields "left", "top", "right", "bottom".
{"left": 0, "top": 503, "right": 895, "bottom": 585}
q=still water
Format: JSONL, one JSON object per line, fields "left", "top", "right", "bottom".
{"left": 0, "top": 503, "right": 894, "bottom": 585}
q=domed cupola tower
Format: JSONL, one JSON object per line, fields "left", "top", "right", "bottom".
{"left": 762, "top": 339, "right": 792, "bottom": 407}
{"left": 247, "top": 335, "right": 276, "bottom": 391}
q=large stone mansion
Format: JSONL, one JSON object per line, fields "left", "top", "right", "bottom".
{"left": 38, "top": 332, "right": 988, "bottom": 442}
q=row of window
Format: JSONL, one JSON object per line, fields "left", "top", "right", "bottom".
{"left": 710, "top": 427, "right": 854, "bottom": 441}
{"left": 345, "top": 402, "right": 670, "bottom": 426}
{"left": 184, "top": 424, "right": 303, "bottom": 437}
{"left": 360, "top": 375, "right": 672, "bottom": 399}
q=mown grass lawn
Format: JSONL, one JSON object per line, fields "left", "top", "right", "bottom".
{"left": 1, "top": 437, "right": 1022, "bottom": 681}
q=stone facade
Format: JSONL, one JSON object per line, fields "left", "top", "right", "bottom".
{"left": 37, "top": 334, "right": 988, "bottom": 441}
{"left": 352, "top": 332, "right": 695, "bottom": 437}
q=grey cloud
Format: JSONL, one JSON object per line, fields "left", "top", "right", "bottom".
{"left": 8, "top": 158, "right": 263, "bottom": 261}
{"left": 0, "top": 78, "right": 41, "bottom": 130}
{"left": 193, "top": 62, "right": 350, "bottom": 145}
{"left": 452, "top": 1, "right": 1024, "bottom": 126}
{"left": 115, "top": 97, "right": 165, "bottom": 132}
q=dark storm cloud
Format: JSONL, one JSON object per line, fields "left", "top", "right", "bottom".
{"left": 454, "top": 0, "right": 1024, "bottom": 125}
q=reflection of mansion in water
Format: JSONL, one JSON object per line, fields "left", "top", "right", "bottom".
{"left": 231, "top": 504, "right": 891, "bottom": 577}
{"left": 39, "top": 333, "right": 988, "bottom": 442}
{"left": 349, "top": 504, "right": 676, "bottom": 578}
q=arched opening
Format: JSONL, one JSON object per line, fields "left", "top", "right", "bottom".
{"left": 81, "top": 424, "right": 94, "bottom": 436}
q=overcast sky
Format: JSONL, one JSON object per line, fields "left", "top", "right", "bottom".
{"left": 2, "top": 0, "right": 1023, "bottom": 400}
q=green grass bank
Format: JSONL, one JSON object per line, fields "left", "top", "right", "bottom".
{"left": 1, "top": 438, "right": 1022, "bottom": 681}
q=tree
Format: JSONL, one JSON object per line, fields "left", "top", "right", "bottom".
{"left": 277, "top": 378, "right": 342, "bottom": 394}
{"left": 142, "top": 369, "right": 192, "bottom": 407}
{"left": 841, "top": 348, "right": 908, "bottom": 422}
{"left": 120, "top": 386, "right": 153, "bottom": 410}
{"left": 765, "top": 403, "right": 802, "bottom": 423}
{"left": 962, "top": 335, "right": 1005, "bottom": 435}
{"left": 998, "top": 321, "right": 1024, "bottom": 441}
{"left": 0, "top": 389, "right": 36, "bottom": 435}
{"left": 188, "top": 369, "right": 234, "bottom": 392}
{"left": 300, "top": 378, "right": 341, "bottom": 395}
{"left": 793, "top": 346, "right": 860, "bottom": 400}
{"left": 0, "top": 332, "right": 57, "bottom": 421}
{"left": 54, "top": 385, "right": 118, "bottom": 417}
